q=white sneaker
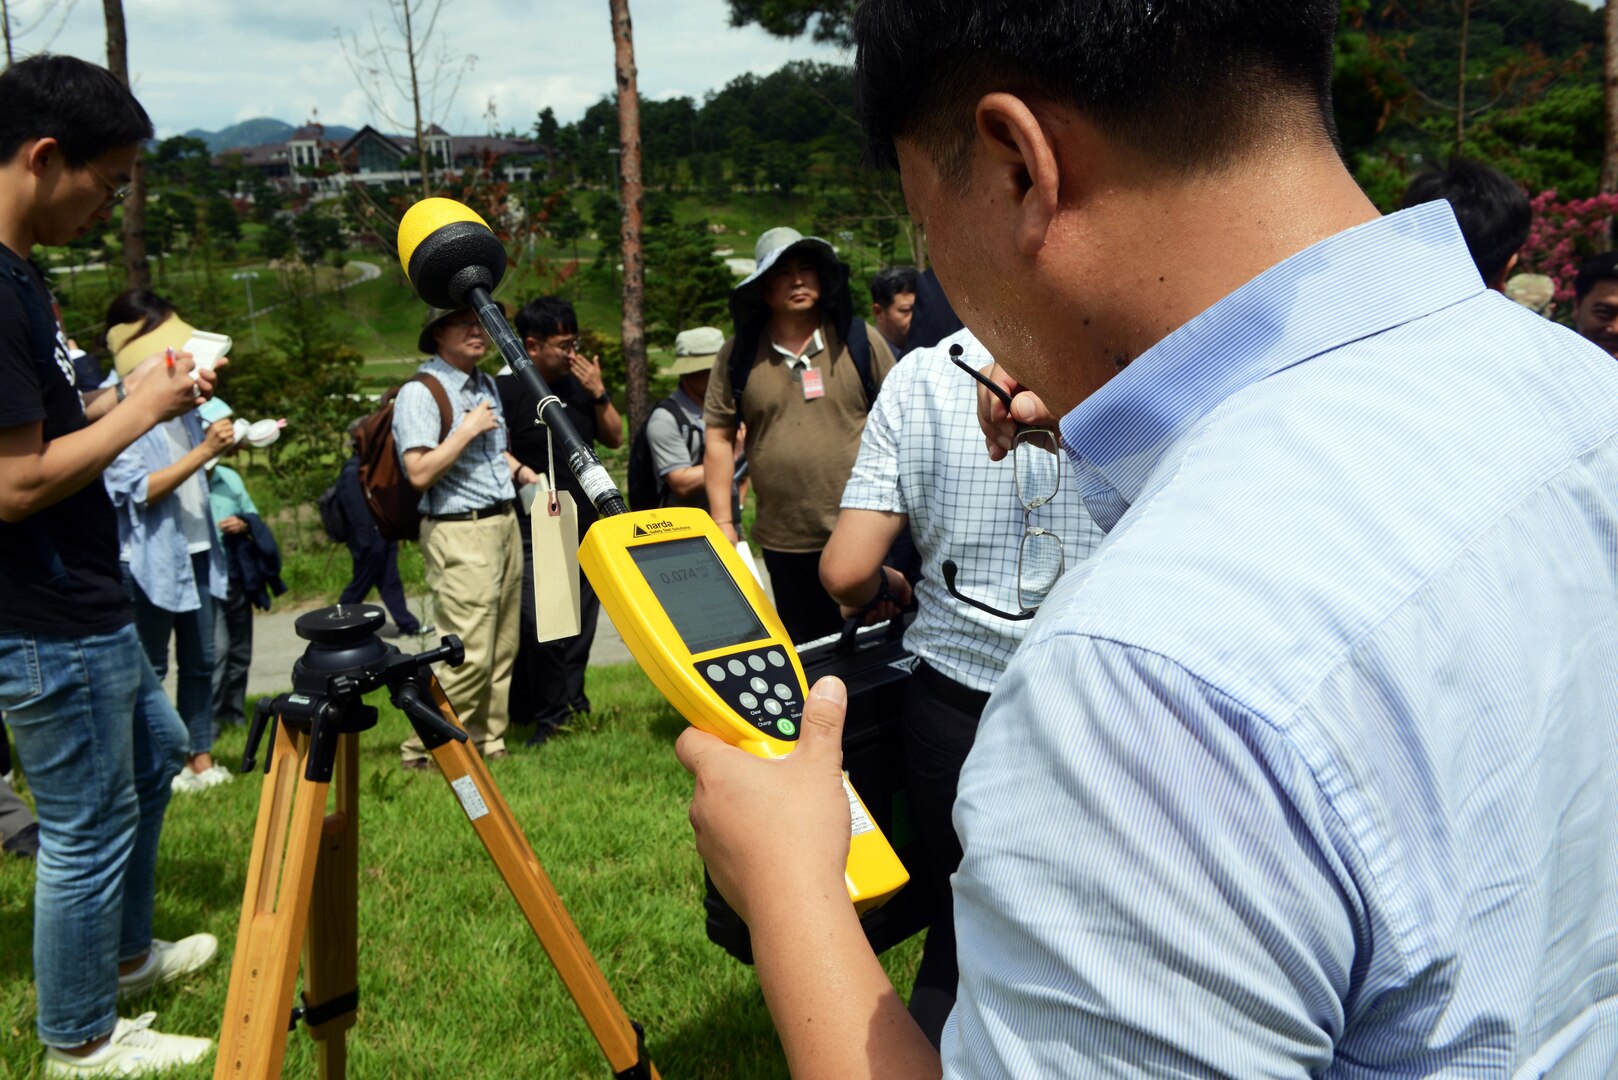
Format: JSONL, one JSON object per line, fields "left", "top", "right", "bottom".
{"left": 117, "top": 934, "right": 219, "bottom": 1000}
{"left": 43, "top": 1012, "right": 212, "bottom": 1076}
{"left": 199, "top": 764, "right": 233, "bottom": 788}
{"left": 169, "top": 769, "right": 206, "bottom": 795}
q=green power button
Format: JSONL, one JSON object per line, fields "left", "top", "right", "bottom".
{"left": 776, "top": 719, "right": 797, "bottom": 736}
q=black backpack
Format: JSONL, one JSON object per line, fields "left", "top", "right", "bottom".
{"left": 728, "top": 316, "right": 877, "bottom": 417}
{"left": 627, "top": 398, "right": 697, "bottom": 511}
{"left": 317, "top": 479, "right": 349, "bottom": 544}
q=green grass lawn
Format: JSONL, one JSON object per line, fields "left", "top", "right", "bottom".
{"left": 0, "top": 664, "right": 923, "bottom": 1077}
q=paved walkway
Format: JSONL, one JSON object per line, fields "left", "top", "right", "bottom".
{"left": 166, "top": 561, "right": 775, "bottom": 698}
{"left": 161, "top": 595, "right": 634, "bottom": 699}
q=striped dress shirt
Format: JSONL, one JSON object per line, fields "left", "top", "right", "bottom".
{"left": 947, "top": 203, "right": 1618, "bottom": 1076}
{"left": 840, "top": 330, "right": 1103, "bottom": 692}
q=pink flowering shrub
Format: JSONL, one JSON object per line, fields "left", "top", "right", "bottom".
{"left": 1517, "top": 191, "right": 1618, "bottom": 314}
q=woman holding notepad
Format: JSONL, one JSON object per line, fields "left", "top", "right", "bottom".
{"left": 102, "top": 290, "right": 237, "bottom": 793}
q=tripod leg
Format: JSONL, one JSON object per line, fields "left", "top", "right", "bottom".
{"left": 423, "top": 676, "right": 659, "bottom": 1080}
{"left": 215, "top": 720, "right": 333, "bottom": 1080}
{"left": 303, "top": 732, "right": 360, "bottom": 1080}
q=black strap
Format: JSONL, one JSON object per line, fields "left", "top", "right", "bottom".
{"left": 650, "top": 397, "right": 698, "bottom": 509}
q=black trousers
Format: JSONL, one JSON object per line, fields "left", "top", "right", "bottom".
{"left": 902, "top": 659, "right": 991, "bottom": 1048}
{"left": 340, "top": 536, "right": 420, "bottom": 632}
{"left": 511, "top": 515, "right": 599, "bottom": 730}
{"left": 210, "top": 583, "right": 254, "bottom": 727}
{"left": 761, "top": 548, "right": 842, "bottom": 644}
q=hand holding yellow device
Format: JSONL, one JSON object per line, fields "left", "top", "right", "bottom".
{"left": 580, "top": 508, "right": 909, "bottom": 912}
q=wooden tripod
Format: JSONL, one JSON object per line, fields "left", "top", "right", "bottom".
{"left": 213, "top": 611, "right": 656, "bottom": 1079}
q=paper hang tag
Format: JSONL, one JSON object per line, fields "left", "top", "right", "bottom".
{"left": 529, "top": 474, "right": 581, "bottom": 643}
{"left": 801, "top": 368, "right": 825, "bottom": 401}
{"left": 734, "top": 537, "right": 765, "bottom": 588}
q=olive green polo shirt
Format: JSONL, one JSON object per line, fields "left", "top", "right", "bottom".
{"left": 704, "top": 319, "right": 896, "bottom": 553}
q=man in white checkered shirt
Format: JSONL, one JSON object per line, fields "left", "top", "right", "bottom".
{"left": 393, "top": 305, "right": 539, "bottom": 770}
{"left": 820, "top": 327, "right": 1103, "bottom": 1046}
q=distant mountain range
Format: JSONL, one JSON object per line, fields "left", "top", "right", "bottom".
{"left": 181, "top": 118, "right": 358, "bottom": 153}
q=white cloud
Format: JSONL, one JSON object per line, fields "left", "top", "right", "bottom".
{"left": 27, "top": 0, "right": 847, "bottom": 137}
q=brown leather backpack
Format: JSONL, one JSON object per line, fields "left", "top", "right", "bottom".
{"left": 353, "top": 374, "right": 451, "bottom": 542}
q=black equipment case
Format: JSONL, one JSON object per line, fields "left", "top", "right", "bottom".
{"left": 702, "top": 617, "right": 936, "bottom": 963}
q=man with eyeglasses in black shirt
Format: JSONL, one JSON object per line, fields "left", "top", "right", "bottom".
{"left": 0, "top": 54, "right": 224, "bottom": 1075}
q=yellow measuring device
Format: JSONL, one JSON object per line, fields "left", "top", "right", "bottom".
{"left": 580, "top": 507, "right": 908, "bottom": 912}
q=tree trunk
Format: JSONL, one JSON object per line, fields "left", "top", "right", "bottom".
{"left": 103, "top": 0, "right": 149, "bottom": 287}
{"left": 4, "top": 0, "right": 15, "bottom": 67}
{"left": 402, "top": 0, "right": 429, "bottom": 199}
{"left": 1453, "top": 0, "right": 1470, "bottom": 161}
{"left": 1604, "top": 0, "right": 1618, "bottom": 196}
{"left": 610, "top": 0, "right": 648, "bottom": 439}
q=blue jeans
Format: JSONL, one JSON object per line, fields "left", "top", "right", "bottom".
{"left": 0, "top": 624, "right": 187, "bottom": 1047}
{"left": 128, "top": 551, "right": 216, "bottom": 757}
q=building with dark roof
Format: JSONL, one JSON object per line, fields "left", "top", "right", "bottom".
{"left": 220, "top": 122, "right": 547, "bottom": 194}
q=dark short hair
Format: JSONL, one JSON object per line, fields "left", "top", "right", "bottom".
{"left": 101, "top": 288, "right": 175, "bottom": 351}
{"left": 871, "top": 266, "right": 919, "bottom": 308}
{"left": 0, "top": 54, "right": 153, "bottom": 166}
{"left": 1575, "top": 252, "right": 1618, "bottom": 302}
{"left": 1400, "top": 161, "right": 1530, "bottom": 284}
{"left": 514, "top": 296, "right": 578, "bottom": 341}
{"left": 853, "top": 1, "right": 1340, "bottom": 180}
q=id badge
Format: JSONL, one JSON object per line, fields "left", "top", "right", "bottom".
{"left": 801, "top": 367, "right": 825, "bottom": 400}
{"left": 528, "top": 476, "right": 581, "bottom": 643}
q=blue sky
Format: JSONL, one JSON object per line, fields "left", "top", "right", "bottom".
{"left": 11, "top": 0, "right": 848, "bottom": 137}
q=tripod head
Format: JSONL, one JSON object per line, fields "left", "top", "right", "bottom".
{"left": 243, "top": 603, "right": 468, "bottom": 781}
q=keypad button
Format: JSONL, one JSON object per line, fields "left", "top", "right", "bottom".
{"left": 774, "top": 683, "right": 794, "bottom": 700}
{"left": 727, "top": 659, "right": 746, "bottom": 677}
{"left": 706, "top": 664, "right": 726, "bottom": 682}
{"left": 738, "top": 692, "right": 758, "bottom": 710}
{"left": 750, "top": 676, "right": 769, "bottom": 694}
{"left": 763, "top": 699, "right": 783, "bottom": 716}
{"left": 747, "top": 655, "right": 766, "bottom": 672}
{"left": 766, "top": 650, "right": 786, "bottom": 668}
{"left": 776, "top": 718, "right": 797, "bottom": 736}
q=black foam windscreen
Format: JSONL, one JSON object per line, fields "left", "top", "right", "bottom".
{"left": 406, "top": 220, "right": 507, "bottom": 308}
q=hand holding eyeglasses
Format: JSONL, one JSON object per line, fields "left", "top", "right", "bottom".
{"left": 946, "top": 345, "right": 1068, "bottom": 620}
{"left": 952, "top": 345, "right": 1061, "bottom": 462}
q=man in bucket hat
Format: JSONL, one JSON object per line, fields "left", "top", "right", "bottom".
{"left": 702, "top": 227, "right": 897, "bottom": 643}
{"left": 394, "top": 302, "right": 537, "bottom": 770}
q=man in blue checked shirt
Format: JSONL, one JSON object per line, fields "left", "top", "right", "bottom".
{"left": 675, "top": 2, "right": 1618, "bottom": 1077}
{"left": 821, "top": 327, "right": 1103, "bottom": 1048}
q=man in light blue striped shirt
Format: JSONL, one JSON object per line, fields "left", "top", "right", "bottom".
{"left": 675, "top": 3, "right": 1618, "bottom": 1077}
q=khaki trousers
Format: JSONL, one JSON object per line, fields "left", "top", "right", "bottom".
{"left": 401, "top": 513, "right": 522, "bottom": 762}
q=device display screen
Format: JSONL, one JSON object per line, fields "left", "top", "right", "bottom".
{"left": 629, "top": 537, "right": 768, "bottom": 654}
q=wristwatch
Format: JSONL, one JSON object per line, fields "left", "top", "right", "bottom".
{"left": 114, "top": 379, "right": 127, "bottom": 403}
{"left": 593, "top": 391, "right": 611, "bottom": 406}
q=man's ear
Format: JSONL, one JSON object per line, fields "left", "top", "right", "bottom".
{"left": 522, "top": 334, "right": 541, "bottom": 356}
{"left": 973, "top": 93, "right": 1062, "bottom": 257}
{"left": 25, "top": 137, "right": 59, "bottom": 177}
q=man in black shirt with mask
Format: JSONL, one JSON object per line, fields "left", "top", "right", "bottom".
{"left": 0, "top": 55, "right": 224, "bottom": 1075}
